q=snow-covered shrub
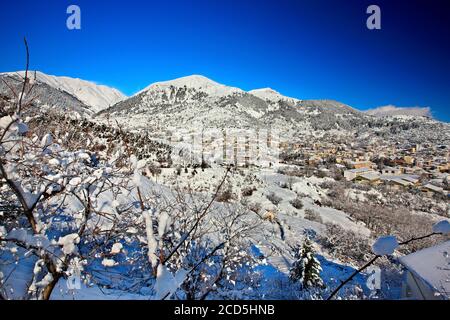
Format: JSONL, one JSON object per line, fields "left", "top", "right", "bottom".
{"left": 266, "top": 192, "right": 282, "bottom": 206}
{"left": 319, "top": 223, "right": 372, "bottom": 266}
{"left": 290, "top": 197, "right": 304, "bottom": 210}
{"left": 241, "top": 186, "right": 256, "bottom": 197}
{"left": 304, "top": 208, "right": 322, "bottom": 223}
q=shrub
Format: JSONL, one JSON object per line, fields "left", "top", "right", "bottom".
{"left": 217, "top": 186, "right": 233, "bottom": 202}
{"left": 318, "top": 223, "right": 371, "bottom": 266}
{"left": 266, "top": 192, "right": 282, "bottom": 206}
{"left": 304, "top": 209, "right": 323, "bottom": 224}
{"left": 290, "top": 197, "right": 304, "bottom": 210}
{"left": 242, "top": 186, "right": 256, "bottom": 197}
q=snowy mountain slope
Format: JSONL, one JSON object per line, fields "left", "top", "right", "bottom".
{"left": 249, "top": 88, "right": 300, "bottom": 104}
{"left": 98, "top": 75, "right": 369, "bottom": 136}
{"left": 365, "top": 105, "right": 432, "bottom": 118}
{"left": 2, "top": 71, "right": 126, "bottom": 112}
{"left": 136, "top": 74, "right": 244, "bottom": 98}
{"left": 0, "top": 73, "right": 93, "bottom": 116}
{"left": 2, "top": 70, "right": 445, "bottom": 144}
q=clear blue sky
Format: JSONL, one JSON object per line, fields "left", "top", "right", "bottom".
{"left": 0, "top": 0, "right": 449, "bottom": 121}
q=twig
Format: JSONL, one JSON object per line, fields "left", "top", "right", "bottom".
{"left": 17, "top": 37, "right": 29, "bottom": 115}
{"left": 161, "top": 167, "right": 231, "bottom": 265}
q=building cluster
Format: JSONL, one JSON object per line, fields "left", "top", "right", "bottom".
{"left": 284, "top": 136, "right": 450, "bottom": 197}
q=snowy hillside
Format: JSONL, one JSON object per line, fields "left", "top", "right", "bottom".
{"left": 2, "top": 71, "right": 126, "bottom": 112}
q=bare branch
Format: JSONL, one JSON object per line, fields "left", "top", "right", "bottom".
{"left": 17, "top": 37, "right": 29, "bottom": 115}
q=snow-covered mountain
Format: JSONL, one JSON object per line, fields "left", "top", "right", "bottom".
{"left": 1, "top": 71, "right": 126, "bottom": 112}
{"left": 365, "top": 105, "right": 432, "bottom": 118}
{"left": 98, "top": 75, "right": 366, "bottom": 136}
{"left": 1, "top": 71, "right": 447, "bottom": 144}
{"left": 136, "top": 74, "right": 244, "bottom": 98}
{"left": 249, "top": 88, "right": 300, "bottom": 104}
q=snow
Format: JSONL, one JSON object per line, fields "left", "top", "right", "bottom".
{"left": 78, "top": 152, "right": 90, "bottom": 160}
{"left": 399, "top": 240, "right": 450, "bottom": 299}
{"left": 132, "top": 171, "right": 145, "bottom": 188}
{"left": 101, "top": 258, "right": 117, "bottom": 267}
{"left": 143, "top": 210, "right": 158, "bottom": 267}
{"left": 5, "top": 71, "right": 126, "bottom": 112}
{"left": 372, "top": 236, "right": 399, "bottom": 256}
{"left": 137, "top": 75, "right": 244, "bottom": 97}
{"left": 158, "top": 212, "right": 170, "bottom": 238}
{"left": 433, "top": 220, "right": 450, "bottom": 235}
{"left": 0, "top": 115, "right": 14, "bottom": 129}
{"left": 0, "top": 226, "right": 7, "bottom": 237}
{"left": 110, "top": 243, "right": 123, "bottom": 255}
{"left": 249, "top": 88, "right": 299, "bottom": 104}
{"left": 41, "top": 133, "right": 53, "bottom": 149}
{"left": 153, "top": 264, "right": 188, "bottom": 300}
{"left": 17, "top": 122, "right": 28, "bottom": 134}
{"left": 69, "top": 177, "right": 82, "bottom": 186}
{"left": 6, "top": 229, "right": 51, "bottom": 250}
{"left": 57, "top": 234, "right": 80, "bottom": 255}
{"left": 48, "top": 158, "right": 60, "bottom": 166}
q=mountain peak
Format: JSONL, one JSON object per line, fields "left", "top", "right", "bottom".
{"left": 249, "top": 87, "right": 299, "bottom": 103}
{"left": 2, "top": 70, "right": 126, "bottom": 112}
{"left": 137, "top": 75, "right": 243, "bottom": 97}
{"left": 250, "top": 88, "right": 280, "bottom": 94}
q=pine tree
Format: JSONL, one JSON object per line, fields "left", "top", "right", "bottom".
{"left": 289, "top": 238, "right": 324, "bottom": 289}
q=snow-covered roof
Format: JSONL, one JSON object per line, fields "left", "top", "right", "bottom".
{"left": 399, "top": 241, "right": 450, "bottom": 299}
{"left": 401, "top": 176, "right": 420, "bottom": 184}
{"left": 380, "top": 176, "right": 412, "bottom": 186}
{"left": 422, "top": 184, "right": 444, "bottom": 193}
{"left": 347, "top": 167, "right": 374, "bottom": 173}
{"left": 359, "top": 173, "right": 380, "bottom": 181}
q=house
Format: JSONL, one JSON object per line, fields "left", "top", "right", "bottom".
{"left": 354, "top": 173, "right": 381, "bottom": 185}
{"left": 381, "top": 176, "right": 413, "bottom": 190}
{"left": 421, "top": 184, "right": 445, "bottom": 197}
{"left": 349, "top": 161, "right": 374, "bottom": 170}
{"left": 400, "top": 176, "right": 420, "bottom": 186}
{"left": 404, "top": 156, "right": 415, "bottom": 165}
{"left": 399, "top": 241, "right": 450, "bottom": 300}
{"left": 382, "top": 166, "right": 403, "bottom": 175}
{"left": 438, "top": 163, "right": 449, "bottom": 173}
{"left": 344, "top": 168, "right": 376, "bottom": 181}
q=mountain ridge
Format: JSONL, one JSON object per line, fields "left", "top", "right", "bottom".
{"left": 1, "top": 71, "right": 126, "bottom": 112}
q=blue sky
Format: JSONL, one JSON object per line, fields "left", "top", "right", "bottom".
{"left": 0, "top": 0, "right": 449, "bottom": 121}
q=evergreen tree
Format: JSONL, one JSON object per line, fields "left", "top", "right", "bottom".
{"left": 289, "top": 238, "right": 324, "bottom": 289}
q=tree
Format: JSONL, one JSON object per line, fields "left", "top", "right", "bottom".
{"left": 289, "top": 238, "right": 324, "bottom": 290}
